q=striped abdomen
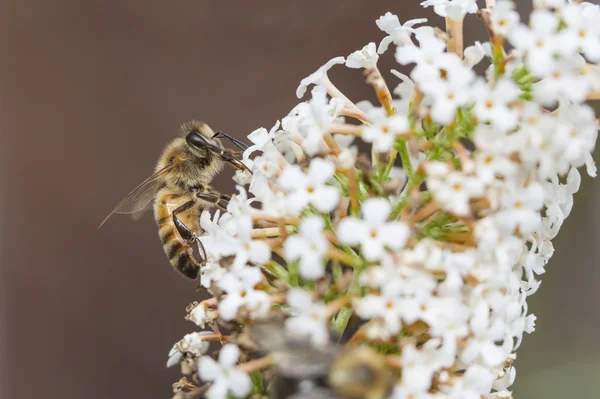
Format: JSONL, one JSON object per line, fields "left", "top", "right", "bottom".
{"left": 154, "top": 189, "right": 202, "bottom": 279}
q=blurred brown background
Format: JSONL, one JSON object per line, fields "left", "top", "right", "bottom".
{"left": 0, "top": 1, "right": 598, "bottom": 398}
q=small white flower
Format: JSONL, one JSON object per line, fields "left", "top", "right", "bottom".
{"left": 218, "top": 266, "right": 270, "bottom": 321}
{"left": 390, "top": 70, "right": 416, "bottom": 115}
{"left": 420, "top": 55, "right": 475, "bottom": 125}
{"left": 376, "top": 12, "right": 428, "bottom": 53}
{"left": 473, "top": 151, "right": 517, "bottom": 184}
{"left": 338, "top": 198, "right": 410, "bottom": 261}
{"left": 421, "top": 0, "right": 478, "bottom": 19}
{"left": 346, "top": 42, "right": 379, "bottom": 69}
{"left": 285, "top": 289, "right": 329, "bottom": 346}
{"left": 461, "top": 301, "right": 512, "bottom": 367}
{"left": 473, "top": 78, "right": 520, "bottom": 132}
{"left": 489, "top": 1, "right": 520, "bottom": 37}
{"left": 284, "top": 216, "right": 329, "bottom": 279}
{"left": 425, "top": 163, "right": 485, "bottom": 216}
{"left": 362, "top": 114, "right": 410, "bottom": 152}
{"left": 493, "top": 182, "right": 544, "bottom": 236}
{"left": 397, "top": 27, "right": 448, "bottom": 84}
{"left": 198, "top": 344, "right": 251, "bottom": 399}
{"left": 533, "top": 59, "right": 589, "bottom": 106}
{"left": 278, "top": 157, "right": 340, "bottom": 215}
{"left": 188, "top": 302, "right": 218, "bottom": 328}
{"left": 283, "top": 85, "right": 346, "bottom": 156}
{"left": 167, "top": 332, "right": 213, "bottom": 367}
{"left": 464, "top": 41, "right": 485, "bottom": 68}
{"left": 296, "top": 57, "right": 345, "bottom": 98}
{"left": 229, "top": 216, "right": 271, "bottom": 267}
{"left": 441, "top": 365, "right": 495, "bottom": 398}
{"left": 508, "top": 10, "right": 561, "bottom": 77}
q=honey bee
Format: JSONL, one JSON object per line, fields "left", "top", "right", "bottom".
{"left": 99, "top": 121, "right": 249, "bottom": 280}
{"left": 250, "top": 322, "right": 393, "bottom": 399}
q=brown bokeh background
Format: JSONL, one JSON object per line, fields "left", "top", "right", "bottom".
{"left": 0, "top": 1, "right": 598, "bottom": 398}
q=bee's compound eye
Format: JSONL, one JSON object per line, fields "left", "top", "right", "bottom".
{"left": 186, "top": 131, "right": 207, "bottom": 150}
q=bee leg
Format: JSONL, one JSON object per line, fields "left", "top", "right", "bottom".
{"left": 212, "top": 131, "right": 249, "bottom": 151}
{"left": 172, "top": 201, "right": 197, "bottom": 243}
{"left": 172, "top": 202, "right": 208, "bottom": 278}
{"left": 196, "top": 191, "right": 230, "bottom": 211}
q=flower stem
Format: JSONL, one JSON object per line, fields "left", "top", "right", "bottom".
{"left": 445, "top": 17, "right": 464, "bottom": 58}
{"left": 366, "top": 66, "right": 395, "bottom": 116}
{"left": 346, "top": 168, "right": 360, "bottom": 216}
{"left": 332, "top": 272, "right": 361, "bottom": 335}
{"left": 328, "top": 124, "right": 363, "bottom": 136}
{"left": 395, "top": 139, "right": 414, "bottom": 180}
{"left": 237, "top": 355, "right": 273, "bottom": 373}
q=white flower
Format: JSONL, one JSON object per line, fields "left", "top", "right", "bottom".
{"left": 355, "top": 268, "right": 437, "bottom": 336}
{"left": 489, "top": 1, "right": 520, "bottom": 37}
{"left": 284, "top": 216, "right": 329, "bottom": 280}
{"left": 218, "top": 266, "right": 270, "bottom": 321}
{"left": 461, "top": 301, "right": 512, "bottom": 367}
{"left": 285, "top": 289, "right": 329, "bottom": 346}
{"left": 296, "top": 56, "right": 345, "bottom": 98}
{"left": 508, "top": 10, "right": 561, "bottom": 77}
{"left": 492, "top": 182, "right": 544, "bottom": 236}
{"left": 561, "top": 3, "right": 600, "bottom": 62}
{"left": 283, "top": 85, "right": 346, "bottom": 156}
{"left": 420, "top": 55, "right": 475, "bottom": 125}
{"left": 338, "top": 198, "right": 410, "bottom": 261}
{"left": 396, "top": 27, "right": 448, "bottom": 84}
{"left": 464, "top": 41, "right": 485, "bottom": 68}
{"left": 390, "top": 70, "right": 415, "bottom": 115}
{"left": 362, "top": 114, "right": 410, "bottom": 152}
{"left": 376, "top": 12, "right": 428, "bottom": 53}
{"left": 167, "top": 332, "right": 213, "bottom": 367}
{"left": 198, "top": 344, "right": 251, "bottom": 399}
{"left": 425, "top": 163, "right": 485, "bottom": 216}
{"left": 441, "top": 365, "right": 495, "bottom": 398}
{"left": 472, "top": 78, "right": 520, "bottom": 132}
{"left": 188, "top": 302, "right": 218, "bottom": 328}
{"left": 278, "top": 157, "right": 340, "bottom": 215}
{"left": 421, "top": 0, "right": 478, "bottom": 19}
{"left": 230, "top": 216, "right": 272, "bottom": 269}
{"left": 473, "top": 151, "right": 517, "bottom": 184}
{"left": 346, "top": 42, "right": 379, "bottom": 69}
{"left": 533, "top": 59, "right": 589, "bottom": 106}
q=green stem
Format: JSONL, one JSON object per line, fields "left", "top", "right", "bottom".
{"left": 395, "top": 139, "right": 413, "bottom": 180}
{"left": 332, "top": 272, "right": 361, "bottom": 335}
{"left": 389, "top": 139, "right": 416, "bottom": 220}
{"left": 265, "top": 260, "right": 289, "bottom": 283}
{"left": 288, "top": 260, "right": 299, "bottom": 287}
{"left": 389, "top": 181, "right": 412, "bottom": 220}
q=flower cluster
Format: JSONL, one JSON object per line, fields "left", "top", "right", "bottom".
{"left": 169, "top": 1, "right": 599, "bottom": 399}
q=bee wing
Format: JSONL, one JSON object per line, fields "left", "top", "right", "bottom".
{"left": 98, "top": 165, "right": 171, "bottom": 228}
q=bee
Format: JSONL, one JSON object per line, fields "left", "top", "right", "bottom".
{"left": 99, "top": 121, "right": 249, "bottom": 280}
{"left": 250, "top": 322, "right": 393, "bottom": 399}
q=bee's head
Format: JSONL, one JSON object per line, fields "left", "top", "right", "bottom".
{"left": 181, "top": 120, "right": 223, "bottom": 159}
